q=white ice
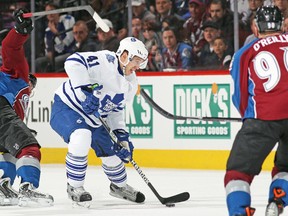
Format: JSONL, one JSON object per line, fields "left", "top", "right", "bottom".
{"left": 1, "top": 165, "right": 273, "bottom": 216}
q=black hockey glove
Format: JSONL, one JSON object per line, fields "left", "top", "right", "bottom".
{"left": 13, "top": 8, "right": 33, "bottom": 35}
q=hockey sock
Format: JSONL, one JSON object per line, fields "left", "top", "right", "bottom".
{"left": 66, "top": 153, "right": 87, "bottom": 188}
{"left": 16, "top": 156, "right": 41, "bottom": 188}
{"left": 102, "top": 156, "right": 127, "bottom": 187}
{"left": 0, "top": 153, "right": 17, "bottom": 184}
{"left": 226, "top": 180, "right": 251, "bottom": 216}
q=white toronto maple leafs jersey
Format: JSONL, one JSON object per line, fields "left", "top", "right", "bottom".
{"left": 54, "top": 50, "right": 138, "bottom": 129}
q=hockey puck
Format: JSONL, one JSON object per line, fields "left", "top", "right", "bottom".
{"left": 165, "top": 203, "right": 175, "bottom": 207}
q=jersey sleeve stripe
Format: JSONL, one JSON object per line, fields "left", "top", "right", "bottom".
{"left": 66, "top": 53, "right": 88, "bottom": 70}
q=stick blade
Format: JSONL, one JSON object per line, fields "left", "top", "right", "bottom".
{"left": 162, "top": 192, "right": 190, "bottom": 204}
{"left": 92, "top": 12, "right": 109, "bottom": 32}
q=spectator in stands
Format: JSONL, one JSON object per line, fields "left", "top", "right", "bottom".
{"left": 210, "top": 36, "right": 232, "bottom": 69}
{"left": 160, "top": 26, "right": 195, "bottom": 71}
{"left": 142, "top": 20, "right": 163, "bottom": 52}
{"left": 274, "top": 0, "right": 288, "bottom": 14}
{"left": 142, "top": 20, "right": 163, "bottom": 71}
{"left": 132, "top": 16, "right": 145, "bottom": 41}
{"left": 72, "top": 20, "right": 98, "bottom": 52}
{"left": 208, "top": 0, "right": 234, "bottom": 53}
{"left": 175, "top": 0, "right": 190, "bottom": 19}
{"left": 197, "top": 20, "right": 221, "bottom": 68}
{"left": 243, "top": 14, "right": 257, "bottom": 46}
{"left": 132, "top": 0, "right": 156, "bottom": 21}
{"left": 242, "top": 0, "right": 264, "bottom": 27}
{"left": 0, "top": 4, "right": 16, "bottom": 30}
{"left": 117, "top": 27, "right": 128, "bottom": 41}
{"left": 90, "top": 0, "right": 124, "bottom": 34}
{"left": 240, "top": 0, "right": 264, "bottom": 47}
{"left": 161, "top": 15, "right": 186, "bottom": 43}
{"left": 148, "top": 44, "right": 164, "bottom": 71}
{"left": 183, "top": 0, "right": 208, "bottom": 55}
{"left": 155, "top": 0, "right": 184, "bottom": 31}
{"left": 35, "top": 2, "right": 75, "bottom": 72}
{"left": 283, "top": 14, "right": 288, "bottom": 32}
{"left": 96, "top": 19, "right": 119, "bottom": 52}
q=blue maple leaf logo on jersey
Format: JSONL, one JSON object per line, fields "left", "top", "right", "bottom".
{"left": 106, "top": 54, "right": 115, "bottom": 63}
{"left": 99, "top": 94, "right": 124, "bottom": 113}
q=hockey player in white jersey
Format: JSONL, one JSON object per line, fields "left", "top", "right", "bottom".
{"left": 50, "top": 37, "right": 148, "bottom": 207}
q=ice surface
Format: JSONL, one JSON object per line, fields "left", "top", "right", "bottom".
{"left": 1, "top": 165, "right": 272, "bottom": 216}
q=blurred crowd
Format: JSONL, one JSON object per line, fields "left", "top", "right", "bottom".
{"left": 0, "top": 0, "right": 287, "bottom": 73}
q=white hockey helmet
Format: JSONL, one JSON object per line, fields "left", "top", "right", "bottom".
{"left": 116, "top": 37, "right": 148, "bottom": 69}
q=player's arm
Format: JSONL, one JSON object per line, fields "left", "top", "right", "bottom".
{"left": 64, "top": 52, "right": 101, "bottom": 115}
{"left": 64, "top": 52, "right": 94, "bottom": 98}
{"left": 61, "top": 15, "right": 75, "bottom": 47}
{"left": 230, "top": 46, "right": 252, "bottom": 118}
{"left": 124, "top": 72, "right": 138, "bottom": 103}
{"left": 1, "top": 8, "right": 33, "bottom": 79}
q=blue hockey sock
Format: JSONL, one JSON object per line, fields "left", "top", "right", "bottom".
{"left": 16, "top": 156, "right": 41, "bottom": 188}
{"left": 226, "top": 180, "right": 251, "bottom": 216}
{"left": 227, "top": 191, "right": 251, "bottom": 215}
{"left": 0, "top": 153, "right": 17, "bottom": 184}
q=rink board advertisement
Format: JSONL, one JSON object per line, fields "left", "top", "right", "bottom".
{"left": 173, "top": 84, "right": 231, "bottom": 139}
{"left": 126, "top": 85, "right": 153, "bottom": 138}
{"left": 27, "top": 72, "right": 275, "bottom": 170}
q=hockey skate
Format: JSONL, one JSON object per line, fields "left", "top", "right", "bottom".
{"left": 0, "top": 178, "right": 19, "bottom": 206}
{"left": 109, "top": 183, "right": 145, "bottom": 203}
{"left": 67, "top": 183, "right": 92, "bottom": 208}
{"left": 18, "top": 182, "right": 54, "bottom": 207}
{"left": 265, "top": 188, "right": 285, "bottom": 216}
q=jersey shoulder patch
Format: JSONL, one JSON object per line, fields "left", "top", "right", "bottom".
{"left": 105, "top": 54, "right": 116, "bottom": 64}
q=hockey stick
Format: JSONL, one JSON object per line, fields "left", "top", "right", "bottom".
{"left": 140, "top": 88, "right": 242, "bottom": 122}
{"left": 23, "top": 5, "right": 109, "bottom": 32}
{"left": 97, "top": 115, "right": 190, "bottom": 205}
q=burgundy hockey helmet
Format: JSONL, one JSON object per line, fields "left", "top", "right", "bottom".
{"left": 255, "top": 5, "right": 283, "bottom": 33}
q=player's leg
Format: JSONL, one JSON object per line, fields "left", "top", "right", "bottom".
{"left": 50, "top": 95, "right": 92, "bottom": 206}
{"left": 266, "top": 120, "right": 288, "bottom": 216}
{"left": 225, "top": 119, "right": 279, "bottom": 216}
{"left": 66, "top": 129, "right": 92, "bottom": 205}
{"left": 91, "top": 126, "right": 145, "bottom": 203}
{"left": 0, "top": 153, "right": 18, "bottom": 205}
{"left": 0, "top": 96, "right": 53, "bottom": 206}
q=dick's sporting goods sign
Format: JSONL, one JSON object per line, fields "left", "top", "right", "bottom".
{"left": 174, "top": 84, "right": 231, "bottom": 139}
{"left": 125, "top": 85, "right": 153, "bottom": 138}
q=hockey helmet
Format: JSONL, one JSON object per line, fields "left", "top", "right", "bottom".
{"left": 255, "top": 5, "right": 283, "bottom": 33}
{"left": 116, "top": 37, "right": 148, "bottom": 69}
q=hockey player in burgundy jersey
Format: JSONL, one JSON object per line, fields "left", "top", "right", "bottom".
{"left": 225, "top": 5, "right": 288, "bottom": 216}
{"left": 0, "top": 9, "right": 53, "bottom": 206}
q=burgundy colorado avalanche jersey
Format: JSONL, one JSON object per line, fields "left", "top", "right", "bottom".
{"left": 230, "top": 33, "right": 288, "bottom": 120}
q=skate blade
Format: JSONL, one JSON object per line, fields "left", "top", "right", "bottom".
{"left": 0, "top": 197, "right": 18, "bottom": 206}
{"left": 72, "top": 200, "right": 91, "bottom": 208}
{"left": 18, "top": 196, "right": 54, "bottom": 207}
